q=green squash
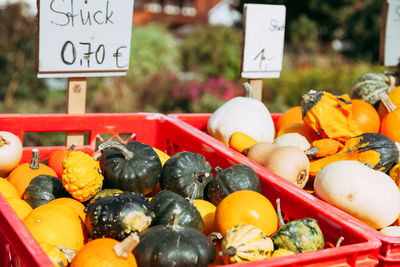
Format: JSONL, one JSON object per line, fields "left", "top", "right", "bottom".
{"left": 205, "top": 164, "right": 262, "bottom": 206}
{"left": 271, "top": 218, "right": 324, "bottom": 253}
{"left": 134, "top": 209, "right": 216, "bottom": 267}
{"left": 98, "top": 141, "right": 162, "bottom": 195}
{"left": 350, "top": 72, "right": 396, "bottom": 107}
{"left": 23, "top": 175, "right": 71, "bottom": 208}
{"left": 85, "top": 192, "right": 152, "bottom": 241}
{"left": 150, "top": 190, "right": 204, "bottom": 231}
{"left": 160, "top": 151, "right": 213, "bottom": 199}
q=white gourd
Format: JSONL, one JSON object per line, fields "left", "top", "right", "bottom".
{"left": 207, "top": 83, "right": 275, "bottom": 146}
{"left": 314, "top": 160, "right": 400, "bottom": 229}
{"left": 273, "top": 133, "right": 311, "bottom": 151}
{"left": 380, "top": 226, "right": 400, "bottom": 237}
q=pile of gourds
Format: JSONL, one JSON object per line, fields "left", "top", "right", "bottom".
{"left": 207, "top": 73, "right": 400, "bottom": 236}
{"left": 0, "top": 133, "right": 328, "bottom": 266}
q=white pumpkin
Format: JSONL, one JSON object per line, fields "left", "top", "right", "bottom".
{"left": 207, "top": 83, "right": 275, "bottom": 146}
{"left": 314, "top": 160, "right": 400, "bottom": 229}
{"left": 0, "top": 131, "right": 23, "bottom": 177}
{"left": 380, "top": 226, "right": 400, "bottom": 237}
{"left": 273, "top": 133, "right": 310, "bottom": 151}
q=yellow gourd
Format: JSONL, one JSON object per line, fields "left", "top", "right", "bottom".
{"left": 228, "top": 132, "right": 258, "bottom": 153}
{"left": 219, "top": 224, "right": 273, "bottom": 264}
{"left": 62, "top": 151, "right": 104, "bottom": 202}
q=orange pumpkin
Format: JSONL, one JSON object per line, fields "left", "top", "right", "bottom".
{"left": 48, "top": 197, "right": 86, "bottom": 222}
{"left": 380, "top": 93, "right": 400, "bottom": 142}
{"left": 275, "top": 106, "right": 303, "bottom": 134}
{"left": 70, "top": 236, "right": 138, "bottom": 267}
{"left": 193, "top": 199, "right": 216, "bottom": 235}
{"left": 23, "top": 203, "right": 87, "bottom": 251}
{"left": 8, "top": 149, "right": 57, "bottom": 197}
{"left": 47, "top": 144, "right": 75, "bottom": 178}
{"left": 214, "top": 190, "right": 278, "bottom": 237}
{"left": 351, "top": 99, "right": 380, "bottom": 133}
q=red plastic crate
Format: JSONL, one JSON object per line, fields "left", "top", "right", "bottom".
{"left": 0, "top": 113, "right": 381, "bottom": 266}
{"left": 168, "top": 112, "right": 400, "bottom": 267}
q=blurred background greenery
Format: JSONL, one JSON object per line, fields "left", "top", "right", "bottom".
{"left": 0, "top": 0, "right": 391, "bottom": 115}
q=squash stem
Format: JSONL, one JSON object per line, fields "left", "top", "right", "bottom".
{"left": 30, "top": 148, "right": 40, "bottom": 170}
{"left": 380, "top": 93, "right": 397, "bottom": 113}
{"left": 186, "top": 182, "right": 198, "bottom": 204}
{"left": 208, "top": 232, "right": 223, "bottom": 242}
{"left": 214, "top": 166, "right": 223, "bottom": 174}
{"left": 304, "top": 147, "right": 319, "bottom": 156}
{"left": 388, "top": 75, "right": 397, "bottom": 91}
{"left": 335, "top": 236, "right": 344, "bottom": 247}
{"left": 98, "top": 141, "right": 134, "bottom": 160}
{"left": 169, "top": 209, "right": 183, "bottom": 231}
{"left": 276, "top": 198, "right": 285, "bottom": 228}
{"left": 0, "top": 135, "right": 10, "bottom": 147}
{"left": 219, "top": 246, "right": 237, "bottom": 257}
{"left": 68, "top": 143, "right": 76, "bottom": 151}
{"left": 113, "top": 233, "right": 140, "bottom": 259}
{"left": 59, "top": 246, "right": 76, "bottom": 263}
{"left": 243, "top": 82, "right": 252, "bottom": 98}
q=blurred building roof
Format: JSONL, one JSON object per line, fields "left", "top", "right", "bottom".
{"left": 133, "top": 0, "right": 239, "bottom": 27}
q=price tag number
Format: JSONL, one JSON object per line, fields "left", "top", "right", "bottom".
{"left": 253, "top": 48, "right": 274, "bottom": 70}
{"left": 61, "top": 41, "right": 127, "bottom": 69}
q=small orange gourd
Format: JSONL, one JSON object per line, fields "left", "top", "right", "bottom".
{"left": 380, "top": 93, "right": 400, "bottom": 143}
{"left": 70, "top": 234, "right": 138, "bottom": 267}
{"left": 275, "top": 106, "right": 303, "bottom": 133}
{"left": 307, "top": 138, "right": 344, "bottom": 158}
{"left": 214, "top": 190, "right": 278, "bottom": 236}
{"left": 47, "top": 144, "right": 75, "bottom": 178}
{"left": 8, "top": 149, "right": 57, "bottom": 197}
{"left": 351, "top": 99, "right": 380, "bottom": 133}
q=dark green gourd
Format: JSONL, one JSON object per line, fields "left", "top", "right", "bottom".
{"left": 23, "top": 175, "right": 71, "bottom": 208}
{"left": 134, "top": 210, "right": 216, "bottom": 267}
{"left": 205, "top": 164, "right": 262, "bottom": 206}
{"left": 150, "top": 190, "right": 204, "bottom": 231}
{"left": 85, "top": 192, "right": 152, "bottom": 241}
{"left": 98, "top": 141, "right": 162, "bottom": 195}
{"left": 160, "top": 151, "right": 213, "bottom": 199}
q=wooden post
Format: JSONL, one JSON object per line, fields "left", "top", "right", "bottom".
{"left": 248, "top": 79, "right": 263, "bottom": 100}
{"left": 66, "top": 77, "right": 87, "bottom": 146}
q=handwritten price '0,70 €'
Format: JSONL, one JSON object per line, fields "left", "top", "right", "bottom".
{"left": 60, "top": 41, "right": 128, "bottom": 68}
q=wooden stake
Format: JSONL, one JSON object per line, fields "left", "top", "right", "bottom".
{"left": 66, "top": 77, "right": 87, "bottom": 146}
{"left": 248, "top": 79, "right": 263, "bottom": 100}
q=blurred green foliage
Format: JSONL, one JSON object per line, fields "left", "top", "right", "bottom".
{"left": 0, "top": 3, "right": 48, "bottom": 111}
{"left": 180, "top": 25, "right": 243, "bottom": 81}
{"left": 128, "top": 24, "right": 181, "bottom": 84}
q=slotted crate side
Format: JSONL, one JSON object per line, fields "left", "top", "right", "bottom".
{"left": 0, "top": 113, "right": 381, "bottom": 266}
{"left": 167, "top": 112, "right": 400, "bottom": 266}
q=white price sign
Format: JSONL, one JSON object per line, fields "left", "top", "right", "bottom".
{"left": 381, "top": 0, "right": 400, "bottom": 66}
{"left": 37, "top": 0, "right": 134, "bottom": 78}
{"left": 241, "top": 4, "right": 286, "bottom": 79}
